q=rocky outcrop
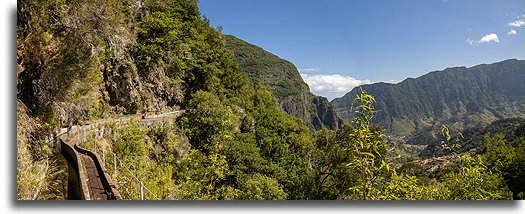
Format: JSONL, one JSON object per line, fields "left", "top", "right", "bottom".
{"left": 332, "top": 59, "right": 525, "bottom": 137}
{"left": 224, "top": 35, "right": 342, "bottom": 130}
{"left": 310, "top": 95, "right": 342, "bottom": 130}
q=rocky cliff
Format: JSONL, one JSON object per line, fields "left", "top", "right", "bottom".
{"left": 332, "top": 59, "right": 525, "bottom": 138}
{"left": 224, "top": 35, "right": 342, "bottom": 130}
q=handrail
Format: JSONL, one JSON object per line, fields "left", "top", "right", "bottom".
{"left": 58, "top": 127, "right": 122, "bottom": 200}
{"left": 113, "top": 154, "right": 161, "bottom": 200}
{"left": 51, "top": 111, "right": 184, "bottom": 200}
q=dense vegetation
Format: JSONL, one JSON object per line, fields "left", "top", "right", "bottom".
{"left": 332, "top": 59, "right": 525, "bottom": 138}
{"left": 17, "top": 0, "right": 322, "bottom": 200}
{"left": 420, "top": 118, "right": 525, "bottom": 158}
{"left": 17, "top": 0, "right": 523, "bottom": 200}
{"left": 224, "top": 35, "right": 342, "bottom": 131}
{"left": 17, "top": 0, "right": 242, "bottom": 199}
{"left": 419, "top": 118, "right": 525, "bottom": 199}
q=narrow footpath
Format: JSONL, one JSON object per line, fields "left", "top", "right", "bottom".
{"left": 80, "top": 153, "right": 108, "bottom": 200}
{"left": 55, "top": 111, "right": 184, "bottom": 200}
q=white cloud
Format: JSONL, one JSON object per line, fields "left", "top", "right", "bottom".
{"left": 383, "top": 80, "right": 400, "bottom": 84}
{"left": 508, "top": 19, "right": 524, "bottom": 27}
{"left": 466, "top": 37, "right": 475, "bottom": 45}
{"left": 300, "top": 74, "right": 372, "bottom": 101}
{"left": 298, "top": 68, "right": 320, "bottom": 72}
{"left": 479, "top": 33, "right": 499, "bottom": 43}
{"left": 507, "top": 29, "right": 517, "bottom": 35}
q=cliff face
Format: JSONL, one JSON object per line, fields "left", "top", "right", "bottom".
{"left": 17, "top": 0, "right": 241, "bottom": 126}
{"left": 17, "top": 0, "right": 320, "bottom": 200}
{"left": 310, "top": 95, "right": 342, "bottom": 130}
{"left": 332, "top": 59, "right": 525, "bottom": 137}
{"left": 224, "top": 35, "right": 342, "bottom": 130}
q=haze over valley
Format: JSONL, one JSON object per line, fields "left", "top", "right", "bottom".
{"left": 15, "top": 0, "right": 524, "bottom": 201}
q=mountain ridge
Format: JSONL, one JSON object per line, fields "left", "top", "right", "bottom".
{"left": 332, "top": 59, "right": 524, "bottom": 139}
{"left": 224, "top": 34, "right": 343, "bottom": 130}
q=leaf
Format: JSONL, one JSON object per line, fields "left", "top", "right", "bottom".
{"left": 362, "top": 152, "right": 376, "bottom": 158}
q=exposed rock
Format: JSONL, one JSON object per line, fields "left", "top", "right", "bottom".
{"left": 332, "top": 59, "right": 525, "bottom": 138}
{"left": 224, "top": 35, "right": 342, "bottom": 130}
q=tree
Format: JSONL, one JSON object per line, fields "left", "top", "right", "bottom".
{"left": 482, "top": 134, "right": 525, "bottom": 199}
{"left": 178, "top": 90, "right": 238, "bottom": 153}
{"left": 443, "top": 155, "right": 512, "bottom": 200}
{"left": 345, "top": 88, "right": 391, "bottom": 200}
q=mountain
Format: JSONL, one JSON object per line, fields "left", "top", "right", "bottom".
{"left": 332, "top": 59, "right": 525, "bottom": 138}
{"left": 17, "top": 0, "right": 319, "bottom": 200}
{"left": 420, "top": 117, "right": 525, "bottom": 158}
{"left": 17, "top": 0, "right": 523, "bottom": 201}
{"left": 224, "top": 35, "right": 342, "bottom": 130}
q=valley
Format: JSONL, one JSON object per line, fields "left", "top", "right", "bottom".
{"left": 16, "top": 0, "right": 524, "bottom": 201}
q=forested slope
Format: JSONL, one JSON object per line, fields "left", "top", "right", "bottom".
{"left": 17, "top": 0, "right": 315, "bottom": 199}
{"left": 224, "top": 35, "right": 342, "bottom": 130}
{"left": 16, "top": 0, "right": 522, "bottom": 200}
{"left": 332, "top": 59, "right": 525, "bottom": 137}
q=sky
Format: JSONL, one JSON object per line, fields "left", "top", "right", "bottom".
{"left": 199, "top": 0, "right": 524, "bottom": 100}
{"left": 1, "top": 1, "right": 525, "bottom": 213}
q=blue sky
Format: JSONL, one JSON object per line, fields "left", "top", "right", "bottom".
{"left": 199, "top": 0, "right": 524, "bottom": 100}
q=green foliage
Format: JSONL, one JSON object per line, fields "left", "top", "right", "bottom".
{"left": 171, "top": 81, "right": 317, "bottom": 199}
{"left": 133, "top": 0, "right": 239, "bottom": 100}
{"left": 482, "top": 134, "right": 525, "bottom": 199}
{"left": 224, "top": 35, "right": 342, "bottom": 131}
{"left": 441, "top": 125, "right": 451, "bottom": 141}
{"left": 146, "top": 124, "right": 184, "bottom": 165}
{"left": 223, "top": 34, "right": 305, "bottom": 98}
{"left": 421, "top": 118, "right": 524, "bottom": 158}
{"left": 332, "top": 59, "right": 525, "bottom": 138}
{"left": 345, "top": 88, "right": 391, "bottom": 200}
{"left": 440, "top": 125, "right": 462, "bottom": 153}
{"left": 178, "top": 91, "right": 238, "bottom": 152}
{"left": 175, "top": 149, "right": 237, "bottom": 200}
{"left": 443, "top": 155, "right": 512, "bottom": 200}
{"left": 114, "top": 119, "right": 148, "bottom": 158}
{"left": 235, "top": 86, "right": 315, "bottom": 199}
{"left": 236, "top": 173, "right": 288, "bottom": 200}
{"left": 86, "top": 120, "right": 182, "bottom": 200}
{"left": 223, "top": 133, "right": 268, "bottom": 175}
{"left": 310, "top": 90, "right": 517, "bottom": 200}
{"left": 135, "top": 11, "right": 182, "bottom": 67}
{"left": 17, "top": 0, "right": 523, "bottom": 201}
{"left": 17, "top": 0, "right": 123, "bottom": 125}
{"left": 17, "top": 102, "right": 54, "bottom": 200}
{"left": 308, "top": 128, "right": 357, "bottom": 199}
{"left": 379, "top": 173, "right": 449, "bottom": 200}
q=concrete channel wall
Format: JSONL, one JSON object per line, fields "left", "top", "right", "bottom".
{"left": 57, "top": 127, "right": 122, "bottom": 200}
{"left": 50, "top": 111, "right": 182, "bottom": 200}
{"left": 58, "top": 138, "right": 89, "bottom": 200}
{"left": 74, "top": 144, "right": 122, "bottom": 200}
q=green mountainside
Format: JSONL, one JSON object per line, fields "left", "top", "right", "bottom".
{"left": 17, "top": 0, "right": 523, "bottom": 200}
{"left": 421, "top": 117, "right": 525, "bottom": 199}
{"left": 224, "top": 35, "right": 342, "bottom": 130}
{"left": 17, "top": 0, "right": 317, "bottom": 200}
{"left": 332, "top": 59, "right": 525, "bottom": 138}
{"left": 420, "top": 117, "right": 524, "bottom": 158}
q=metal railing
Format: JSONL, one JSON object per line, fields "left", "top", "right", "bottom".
{"left": 51, "top": 112, "right": 182, "bottom": 200}
{"left": 112, "top": 154, "right": 161, "bottom": 200}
